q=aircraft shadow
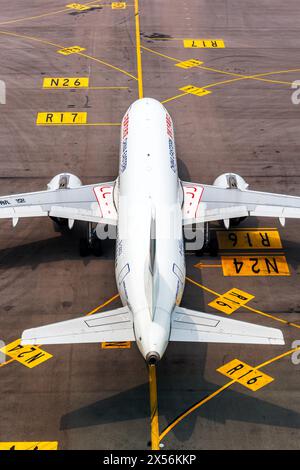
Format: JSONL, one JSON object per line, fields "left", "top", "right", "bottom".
{"left": 0, "top": 229, "right": 116, "bottom": 268}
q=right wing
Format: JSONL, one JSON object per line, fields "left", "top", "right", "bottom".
{"left": 170, "top": 306, "right": 284, "bottom": 345}
{"left": 21, "top": 306, "right": 134, "bottom": 345}
{"left": 182, "top": 180, "right": 300, "bottom": 226}
{"left": 0, "top": 177, "right": 118, "bottom": 226}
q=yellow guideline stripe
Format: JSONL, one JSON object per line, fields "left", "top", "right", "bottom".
{"left": 149, "top": 365, "right": 160, "bottom": 450}
{"left": 159, "top": 345, "right": 300, "bottom": 442}
{"left": 186, "top": 276, "right": 300, "bottom": 329}
{"left": 0, "top": 30, "right": 137, "bottom": 81}
{"left": 85, "top": 294, "right": 120, "bottom": 316}
{"left": 0, "top": 441, "right": 58, "bottom": 450}
{"left": 134, "top": 0, "right": 143, "bottom": 98}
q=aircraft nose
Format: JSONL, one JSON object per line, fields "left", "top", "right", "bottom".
{"left": 145, "top": 351, "right": 161, "bottom": 365}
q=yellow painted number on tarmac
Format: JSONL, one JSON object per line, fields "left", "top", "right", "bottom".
{"left": 217, "top": 358, "right": 274, "bottom": 391}
{"left": 183, "top": 39, "right": 225, "bottom": 48}
{"left": 217, "top": 230, "right": 282, "bottom": 250}
{"left": 0, "top": 442, "right": 58, "bottom": 450}
{"left": 43, "top": 77, "right": 89, "bottom": 88}
{"left": 0, "top": 339, "right": 52, "bottom": 368}
{"left": 209, "top": 288, "right": 254, "bottom": 315}
{"left": 221, "top": 255, "right": 290, "bottom": 276}
{"left": 66, "top": 3, "right": 90, "bottom": 10}
{"left": 175, "top": 59, "right": 203, "bottom": 69}
{"left": 36, "top": 112, "right": 87, "bottom": 125}
{"left": 111, "top": 2, "right": 127, "bottom": 9}
{"left": 57, "top": 46, "right": 86, "bottom": 55}
{"left": 179, "top": 85, "right": 211, "bottom": 97}
{"left": 102, "top": 341, "right": 131, "bottom": 349}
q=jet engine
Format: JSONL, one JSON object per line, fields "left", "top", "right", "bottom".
{"left": 47, "top": 173, "right": 82, "bottom": 191}
{"left": 47, "top": 173, "right": 82, "bottom": 229}
{"left": 213, "top": 172, "right": 249, "bottom": 227}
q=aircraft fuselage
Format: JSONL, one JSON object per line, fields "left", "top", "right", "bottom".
{"left": 115, "top": 98, "right": 185, "bottom": 363}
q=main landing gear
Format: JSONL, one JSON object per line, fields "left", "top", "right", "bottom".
{"left": 79, "top": 222, "right": 103, "bottom": 257}
{"left": 195, "top": 223, "right": 219, "bottom": 257}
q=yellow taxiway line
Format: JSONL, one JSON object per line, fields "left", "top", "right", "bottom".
{"left": 159, "top": 344, "right": 300, "bottom": 443}
{"left": 134, "top": 0, "right": 144, "bottom": 98}
{"left": 186, "top": 276, "right": 300, "bottom": 330}
{"left": 149, "top": 365, "right": 160, "bottom": 450}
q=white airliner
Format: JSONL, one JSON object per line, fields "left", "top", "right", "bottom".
{"left": 2, "top": 98, "right": 300, "bottom": 363}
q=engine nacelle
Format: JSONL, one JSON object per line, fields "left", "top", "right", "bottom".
{"left": 213, "top": 173, "right": 249, "bottom": 227}
{"left": 213, "top": 172, "right": 249, "bottom": 191}
{"left": 47, "top": 173, "right": 82, "bottom": 191}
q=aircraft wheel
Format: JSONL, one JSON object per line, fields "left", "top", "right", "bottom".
{"left": 79, "top": 238, "right": 90, "bottom": 257}
{"left": 92, "top": 238, "right": 103, "bottom": 257}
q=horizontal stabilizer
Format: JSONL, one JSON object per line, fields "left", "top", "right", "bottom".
{"left": 21, "top": 306, "right": 135, "bottom": 345}
{"left": 170, "top": 306, "right": 284, "bottom": 345}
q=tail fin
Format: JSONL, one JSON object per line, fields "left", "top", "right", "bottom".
{"left": 170, "top": 306, "right": 284, "bottom": 345}
{"left": 21, "top": 306, "right": 135, "bottom": 345}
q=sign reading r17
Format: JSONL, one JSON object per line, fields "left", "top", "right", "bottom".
{"left": 36, "top": 112, "right": 87, "bottom": 125}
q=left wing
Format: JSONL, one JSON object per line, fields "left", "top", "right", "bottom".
{"left": 182, "top": 181, "right": 300, "bottom": 226}
{"left": 0, "top": 178, "right": 118, "bottom": 226}
{"left": 21, "top": 306, "right": 134, "bottom": 345}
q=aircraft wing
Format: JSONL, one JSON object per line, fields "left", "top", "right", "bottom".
{"left": 170, "top": 306, "right": 284, "bottom": 345}
{"left": 21, "top": 306, "right": 134, "bottom": 345}
{"left": 182, "top": 181, "right": 300, "bottom": 225}
{"left": 0, "top": 179, "right": 118, "bottom": 226}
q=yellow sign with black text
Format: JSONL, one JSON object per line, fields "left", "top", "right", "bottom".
{"left": 183, "top": 39, "right": 225, "bottom": 48}
{"left": 0, "top": 339, "right": 52, "bottom": 368}
{"left": 102, "top": 342, "right": 131, "bottom": 349}
{"left": 221, "top": 255, "right": 290, "bottom": 276}
{"left": 111, "top": 2, "right": 127, "bottom": 8}
{"left": 175, "top": 59, "right": 203, "bottom": 69}
{"left": 209, "top": 288, "right": 254, "bottom": 315}
{"left": 217, "top": 230, "right": 282, "bottom": 250}
{"left": 179, "top": 85, "right": 211, "bottom": 97}
{"left": 217, "top": 358, "right": 274, "bottom": 391}
{"left": 66, "top": 3, "right": 90, "bottom": 10}
{"left": 57, "top": 46, "right": 85, "bottom": 55}
{"left": 43, "top": 77, "right": 89, "bottom": 88}
{"left": 36, "top": 112, "right": 87, "bottom": 125}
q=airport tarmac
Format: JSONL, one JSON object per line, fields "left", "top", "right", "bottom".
{"left": 0, "top": 0, "right": 300, "bottom": 450}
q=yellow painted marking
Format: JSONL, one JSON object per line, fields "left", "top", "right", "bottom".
{"left": 0, "top": 339, "right": 52, "bottom": 369}
{"left": 0, "top": 358, "right": 15, "bottom": 368}
{"left": 134, "top": 0, "right": 143, "bottom": 98}
{"left": 208, "top": 288, "right": 254, "bottom": 315}
{"left": 195, "top": 262, "right": 222, "bottom": 269}
{"left": 141, "top": 45, "right": 297, "bottom": 89}
{"left": 0, "top": 30, "right": 134, "bottom": 81}
{"left": 149, "top": 365, "right": 160, "bottom": 450}
{"left": 217, "top": 229, "right": 282, "bottom": 250}
{"left": 159, "top": 344, "right": 300, "bottom": 443}
{"left": 175, "top": 59, "right": 203, "bottom": 69}
{"left": 221, "top": 255, "right": 290, "bottom": 276}
{"left": 179, "top": 85, "right": 211, "bottom": 97}
{"left": 36, "top": 112, "right": 87, "bottom": 125}
{"left": 183, "top": 39, "right": 225, "bottom": 48}
{"left": 161, "top": 92, "right": 187, "bottom": 105}
{"left": 43, "top": 77, "right": 89, "bottom": 88}
{"left": 66, "top": 3, "right": 90, "bottom": 10}
{"left": 0, "top": 442, "right": 58, "bottom": 450}
{"left": 112, "top": 2, "right": 127, "bottom": 8}
{"left": 217, "top": 359, "right": 273, "bottom": 391}
{"left": 101, "top": 341, "right": 131, "bottom": 349}
{"left": 57, "top": 45, "right": 86, "bottom": 55}
{"left": 186, "top": 276, "right": 300, "bottom": 330}
{"left": 85, "top": 294, "right": 120, "bottom": 316}
{"left": 0, "top": 1, "right": 98, "bottom": 26}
